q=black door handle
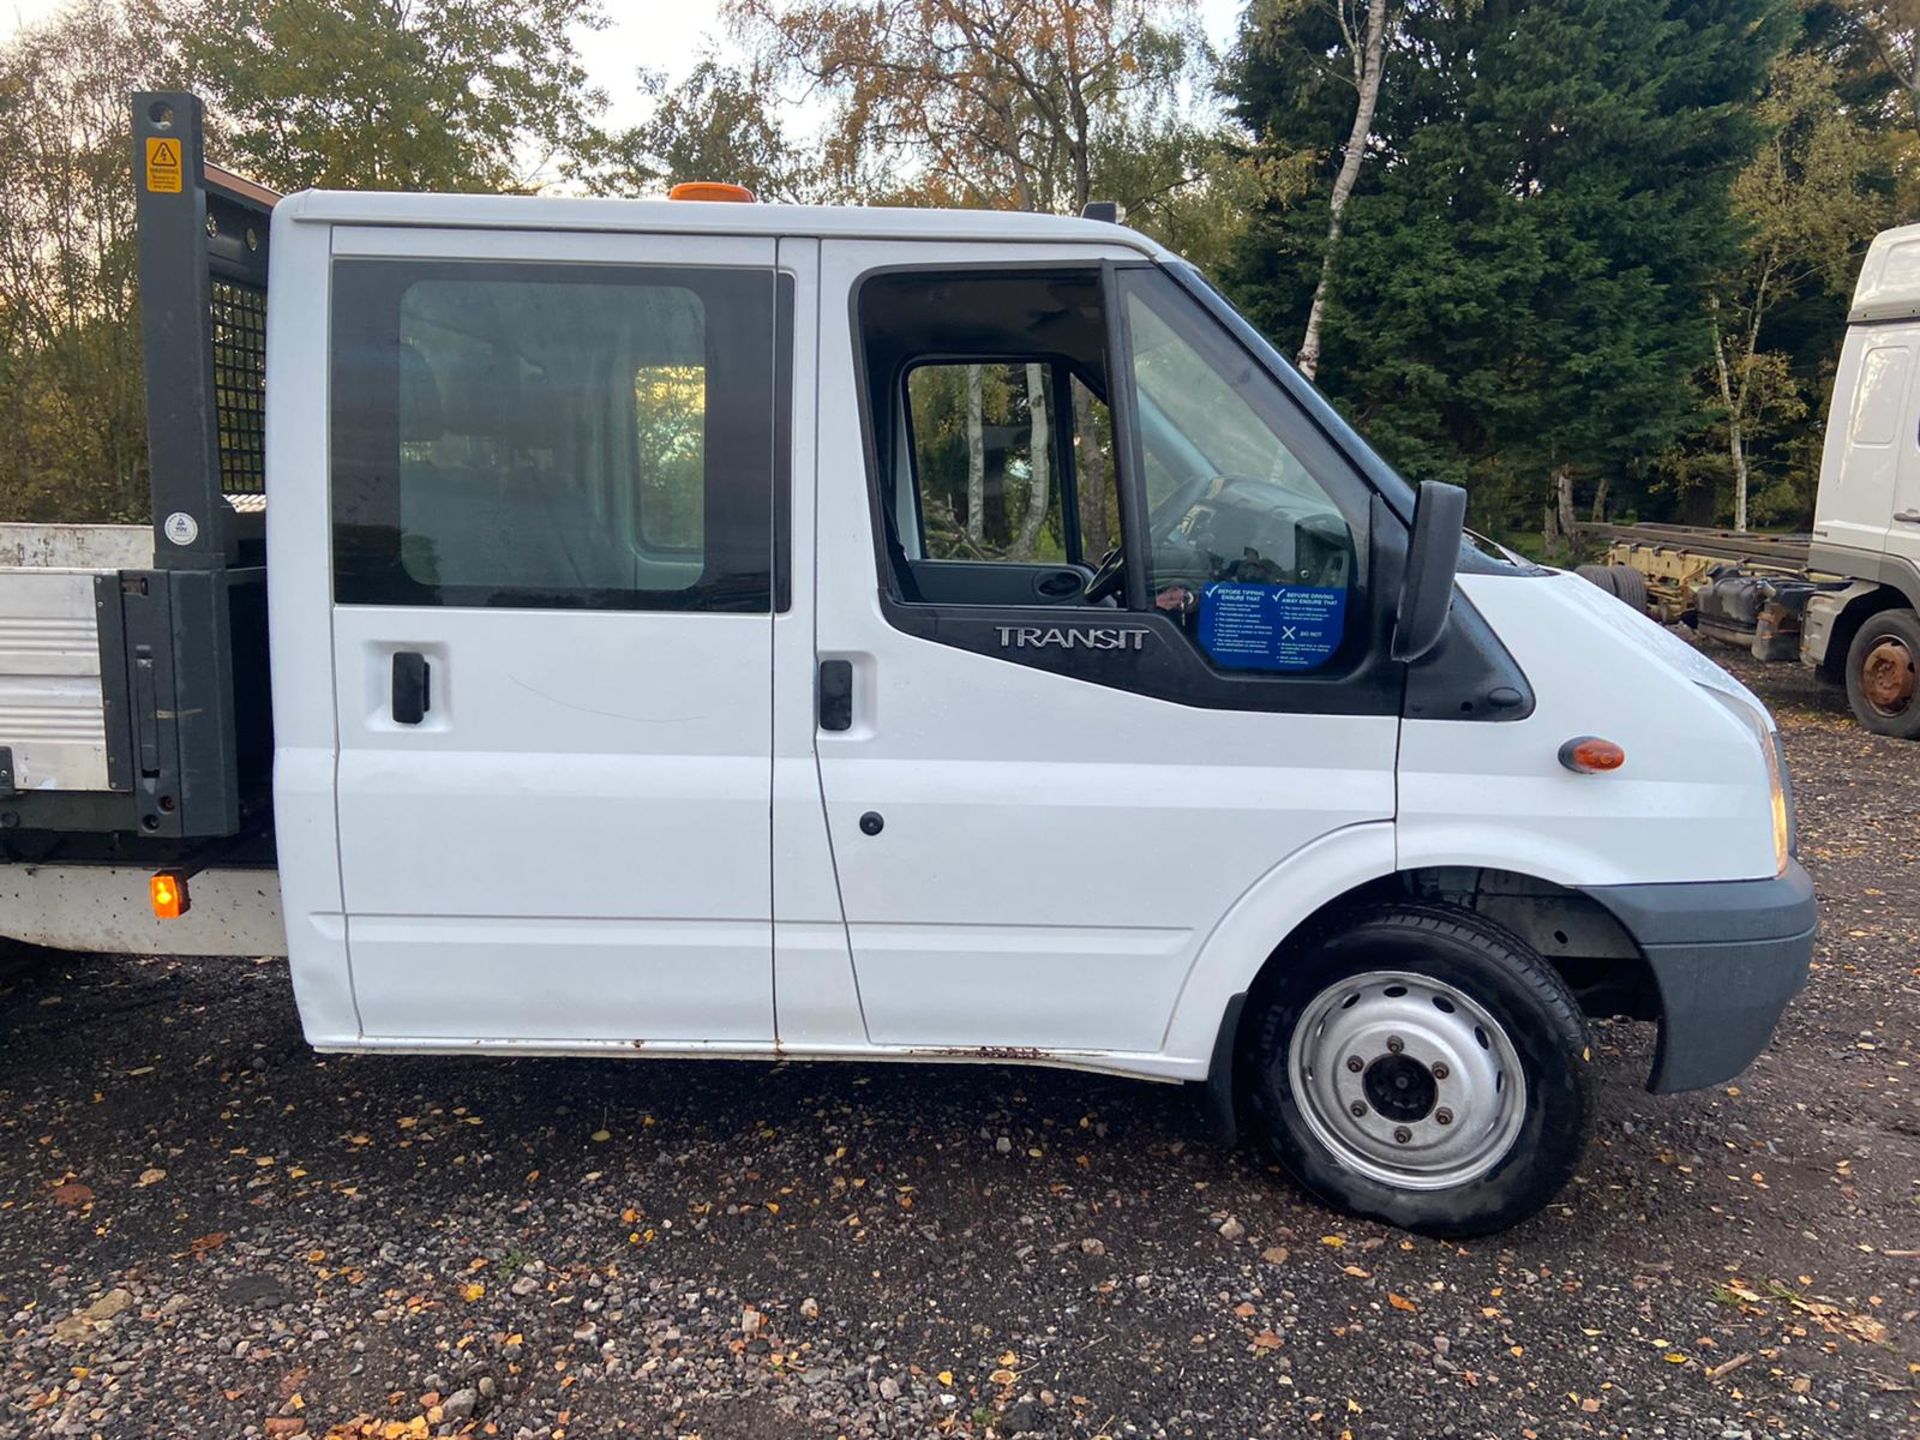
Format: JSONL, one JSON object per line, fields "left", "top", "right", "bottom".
{"left": 392, "top": 651, "right": 431, "bottom": 725}
{"left": 819, "top": 659, "right": 853, "bottom": 732}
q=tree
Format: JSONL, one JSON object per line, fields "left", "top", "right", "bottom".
{"left": 169, "top": 0, "right": 608, "bottom": 192}
{"left": 1228, "top": 0, "right": 1784, "bottom": 547}
{"left": 1711, "top": 50, "right": 1888, "bottom": 529}
{"left": 0, "top": 0, "right": 166, "bottom": 522}
{"left": 1836, "top": 0, "right": 1920, "bottom": 138}
{"left": 1016, "top": 362, "right": 1052, "bottom": 555}
{"left": 588, "top": 57, "right": 814, "bottom": 201}
{"left": 966, "top": 364, "right": 987, "bottom": 543}
{"left": 728, "top": 0, "right": 1213, "bottom": 216}
{"left": 1239, "top": 0, "right": 1408, "bottom": 379}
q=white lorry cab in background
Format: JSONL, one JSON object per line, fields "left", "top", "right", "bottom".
{"left": 1801, "top": 222, "right": 1920, "bottom": 735}
{"left": 0, "top": 95, "right": 1817, "bottom": 1236}
{"left": 1599, "top": 221, "right": 1920, "bottom": 738}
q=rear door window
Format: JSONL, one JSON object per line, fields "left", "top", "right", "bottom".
{"left": 332, "top": 261, "right": 788, "bottom": 612}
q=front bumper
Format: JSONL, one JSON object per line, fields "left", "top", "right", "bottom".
{"left": 1582, "top": 863, "right": 1817, "bottom": 1093}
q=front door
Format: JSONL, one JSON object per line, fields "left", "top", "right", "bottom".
{"left": 809, "top": 245, "right": 1401, "bottom": 1058}
{"left": 326, "top": 227, "right": 786, "bottom": 1044}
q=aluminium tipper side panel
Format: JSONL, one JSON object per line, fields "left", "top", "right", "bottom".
{"left": 0, "top": 569, "right": 111, "bottom": 791}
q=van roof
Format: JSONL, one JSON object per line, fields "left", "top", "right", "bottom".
{"left": 1850, "top": 223, "right": 1920, "bottom": 323}
{"left": 278, "top": 190, "right": 1176, "bottom": 261}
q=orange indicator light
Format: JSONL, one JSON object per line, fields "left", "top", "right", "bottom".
{"left": 1558, "top": 737, "right": 1626, "bottom": 774}
{"left": 150, "top": 872, "right": 189, "bottom": 919}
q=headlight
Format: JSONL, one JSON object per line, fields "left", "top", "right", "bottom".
{"left": 1703, "top": 686, "right": 1794, "bottom": 875}
{"left": 1767, "top": 727, "right": 1796, "bottom": 868}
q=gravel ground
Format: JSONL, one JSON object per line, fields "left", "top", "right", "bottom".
{"left": 1, "top": 639, "right": 1916, "bottom": 1440}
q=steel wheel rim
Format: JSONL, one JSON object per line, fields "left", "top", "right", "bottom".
{"left": 1286, "top": 969, "right": 1528, "bottom": 1191}
{"left": 1861, "top": 636, "right": 1915, "bottom": 717}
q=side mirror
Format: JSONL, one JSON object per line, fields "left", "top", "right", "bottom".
{"left": 1392, "top": 480, "right": 1468, "bottom": 662}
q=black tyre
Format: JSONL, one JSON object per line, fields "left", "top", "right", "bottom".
{"left": 1844, "top": 608, "right": 1920, "bottom": 740}
{"left": 1573, "top": 563, "right": 1618, "bottom": 596}
{"left": 1244, "top": 904, "right": 1593, "bottom": 1237}
{"left": 1606, "top": 564, "right": 1650, "bottom": 615}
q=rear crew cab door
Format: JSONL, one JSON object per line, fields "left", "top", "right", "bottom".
{"left": 324, "top": 225, "right": 786, "bottom": 1045}
{"left": 805, "top": 244, "right": 1401, "bottom": 1056}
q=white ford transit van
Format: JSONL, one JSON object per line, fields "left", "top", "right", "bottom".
{"left": 0, "top": 95, "right": 1816, "bottom": 1236}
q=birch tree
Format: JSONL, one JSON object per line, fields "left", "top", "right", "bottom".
{"left": 1712, "top": 51, "right": 1886, "bottom": 529}
{"left": 965, "top": 364, "right": 986, "bottom": 543}
{"left": 1013, "top": 362, "right": 1052, "bottom": 557}
{"left": 1294, "top": 0, "right": 1395, "bottom": 380}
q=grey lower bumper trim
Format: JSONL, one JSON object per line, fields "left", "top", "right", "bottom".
{"left": 1582, "top": 864, "right": 1816, "bottom": 1094}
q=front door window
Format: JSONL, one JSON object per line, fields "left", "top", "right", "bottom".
{"left": 1118, "top": 268, "right": 1361, "bottom": 673}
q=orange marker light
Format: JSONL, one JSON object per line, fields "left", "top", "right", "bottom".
{"left": 150, "top": 872, "right": 189, "bottom": 919}
{"left": 668, "top": 181, "right": 756, "bottom": 203}
{"left": 1558, "top": 737, "right": 1626, "bottom": 774}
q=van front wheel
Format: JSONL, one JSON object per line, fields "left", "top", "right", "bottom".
{"left": 1245, "top": 905, "right": 1592, "bottom": 1237}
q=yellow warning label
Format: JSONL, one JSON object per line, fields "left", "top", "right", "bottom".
{"left": 145, "top": 137, "right": 183, "bottom": 194}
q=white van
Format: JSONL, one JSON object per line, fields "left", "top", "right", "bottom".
{"left": 0, "top": 95, "right": 1816, "bottom": 1237}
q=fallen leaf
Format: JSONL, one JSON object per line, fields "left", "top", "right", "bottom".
{"left": 1252, "top": 1330, "right": 1283, "bottom": 1350}
{"left": 1320, "top": 1235, "right": 1346, "bottom": 1249}
{"left": 50, "top": 1182, "right": 93, "bottom": 1208}
{"left": 137, "top": 1168, "right": 166, "bottom": 1187}
{"left": 1388, "top": 1292, "right": 1417, "bottom": 1312}
{"left": 460, "top": 1282, "right": 485, "bottom": 1302}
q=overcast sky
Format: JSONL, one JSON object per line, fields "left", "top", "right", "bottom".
{"left": 3, "top": 0, "right": 1245, "bottom": 135}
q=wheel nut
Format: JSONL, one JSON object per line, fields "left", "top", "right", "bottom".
{"left": 1393, "top": 1126, "right": 1412, "bottom": 1144}
{"left": 1349, "top": 1101, "right": 1368, "bottom": 1117}
{"left": 1431, "top": 1062, "right": 1450, "bottom": 1080}
{"left": 1345, "top": 1055, "right": 1364, "bottom": 1073}
{"left": 1435, "top": 1108, "right": 1453, "bottom": 1126}
{"left": 1386, "top": 1036, "right": 1404, "bottom": 1055}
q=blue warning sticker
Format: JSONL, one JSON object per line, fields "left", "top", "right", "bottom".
{"left": 1197, "top": 582, "right": 1347, "bottom": 671}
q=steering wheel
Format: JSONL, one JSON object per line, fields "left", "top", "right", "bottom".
{"left": 1081, "top": 474, "right": 1223, "bottom": 603}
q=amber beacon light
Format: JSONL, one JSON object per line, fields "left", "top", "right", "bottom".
{"left": 668, "top": 181, "right": 756, "bottom": 203}
{"left": 150, "top": 871, "right": 189, "bottom": 919}
{"left": 1557, "top": 737, "right": 1626, "bottom": 774}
